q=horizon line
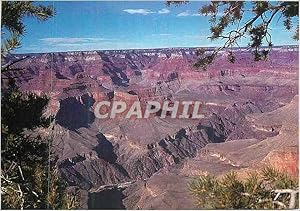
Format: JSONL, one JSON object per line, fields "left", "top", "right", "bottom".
{"left": 14, "top": 45, "right": 299, "bottom": 55}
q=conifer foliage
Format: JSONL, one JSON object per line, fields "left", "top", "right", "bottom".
{"left": 1, "top": 1, "right": 54, "bottom": 71}
{"left": 1, "top": 2, "right": 79, "bottom": 209}
{"left": 194, "top": 1, "right": 299, "bottom": 70}
{"left": 189, "top": 168, "right": 299, "bottom": 209}
{"left": 1, "top": 81, "right": 60, "bottom": 209}
{"left": 1, "top": 1, "right": 53, "bottom": 54}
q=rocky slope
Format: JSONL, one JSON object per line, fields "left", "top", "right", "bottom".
{"left": 2, "top": 46, "right": 298, "bottom": 209}
{"left": 119, "top": 95, "right": 298, "bottom": 209}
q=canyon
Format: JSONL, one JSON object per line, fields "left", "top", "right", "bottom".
{"left": 2, "top": 46, "right": 298, "bottom": 209}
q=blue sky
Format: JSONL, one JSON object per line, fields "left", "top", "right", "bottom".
{"left": 12, "top": 1, "right": 298, "bottom": 53}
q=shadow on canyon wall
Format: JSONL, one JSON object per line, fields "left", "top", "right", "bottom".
{"left": 88, "top": 188, "right": 126, "bottom": 209}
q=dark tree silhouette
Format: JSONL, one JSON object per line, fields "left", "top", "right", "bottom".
{"left": 1, "top": 2, "right": 80, "bottom": 209}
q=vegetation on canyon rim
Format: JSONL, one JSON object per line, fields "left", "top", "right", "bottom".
{"left": 189, "top": 167, "right": 299, "bottom": 209}
{"left": 1, "top": 2, "right": 79, "bottom": 209}
{"left": 0, "top": 0, "right": 299, "bottom": 209}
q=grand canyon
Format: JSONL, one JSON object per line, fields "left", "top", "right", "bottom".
{"left": 2, "top": 45, "right": 298, "bottom": 209}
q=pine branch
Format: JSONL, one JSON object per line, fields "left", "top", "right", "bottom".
{"left": 1, "top": 56, "right": 29, "bottom": 72}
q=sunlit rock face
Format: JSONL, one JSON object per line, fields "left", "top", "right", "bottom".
{"left": 262, "top": 150, "right": 298, "bottom": 177}
{"left": 2, "top": 46, "right": 298, "bottom": 209}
